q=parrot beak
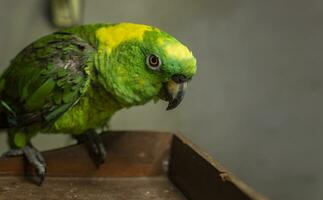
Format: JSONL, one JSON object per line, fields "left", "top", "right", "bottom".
{"left": 159, "top": 75, "right": 188, "bottom": 110}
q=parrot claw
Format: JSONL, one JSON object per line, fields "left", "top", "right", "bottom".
{"left": 75, "top": 130, "right": 107, "bottom": 167}
{"left": 89, "top": 139, "right": 106, "bottom": 166}
{"left": 23, "top": 145, "right": 47, "bottom": 186}
{"left": 37, "top": 170, "right": 46, "bottom": 186}
{"left": 1, "top": 145, "right": 46, "bottom": 186}
{"left": 87, "top": 130, "right": 107, "bottom": 167}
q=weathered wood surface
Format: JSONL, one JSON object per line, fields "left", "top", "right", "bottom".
{"left": 0, "top": 131, "right": 172, "bottom": 177}
{"left": 0, "top": 131, "right": 268, "bottom": 200}
{"left": 0, "top": 177, "right": 186, "bottom": 200}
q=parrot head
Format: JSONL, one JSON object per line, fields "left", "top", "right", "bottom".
{"left": 95, "top": 23, "right": 197, "bottom": 110}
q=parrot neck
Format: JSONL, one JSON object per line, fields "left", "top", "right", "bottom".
{"left": 92, "top": 52, "right": 132, "bottom": 107}
{"left": 89, "top": 24, "right": 162, "bottom": 107}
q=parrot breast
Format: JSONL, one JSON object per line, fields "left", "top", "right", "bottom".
{"left": 50, "top": 85, "right": 121, "bottom": 134}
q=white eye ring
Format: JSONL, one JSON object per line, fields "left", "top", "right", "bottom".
{"left": 146, "top": 54, "right": 162, "bottom": 71}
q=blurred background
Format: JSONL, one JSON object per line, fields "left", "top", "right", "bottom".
{"left": 0, "top": 0, "right": 322, "bottom": 199}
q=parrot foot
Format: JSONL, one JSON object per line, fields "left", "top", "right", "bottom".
{"left": 22, "top": 145, "right": 47, "bottom": 186}
{"left": 86, "top": 130, "right": 107, "bottom": 167}
{"left": 1, "top": 145, "right": 46, "bottom": 186}
{"left": 75, "top": 130, "right": 107, "bottom": 167}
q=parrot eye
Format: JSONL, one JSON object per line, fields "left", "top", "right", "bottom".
{"left": 146, "top": 54, "right": 161, "bottom": 71}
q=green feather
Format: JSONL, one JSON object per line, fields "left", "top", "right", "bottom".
{"left": 0, "top": 23, "right": 197, "bottom": 148}
{"left": 25, "top": 78, "right": 56, "bottom": 110}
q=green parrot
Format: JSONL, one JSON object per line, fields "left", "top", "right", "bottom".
{"left": 0, "top": 23, "right": 197, "bottom": 184}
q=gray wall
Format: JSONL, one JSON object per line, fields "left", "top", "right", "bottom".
{"left": 0, "top": 0, "right": 322, "bottom": 199}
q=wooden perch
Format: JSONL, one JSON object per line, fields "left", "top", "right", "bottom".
{"left": 0, "top": 130, "right": 269, "bottom": 200}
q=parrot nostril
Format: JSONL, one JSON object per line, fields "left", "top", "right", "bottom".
{"left": 171, "top": 74, "right": 188, "bottom": 83}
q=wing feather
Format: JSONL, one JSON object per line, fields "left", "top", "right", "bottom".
{"left": 0, "top": 32, "right": 95, "bottom": 128}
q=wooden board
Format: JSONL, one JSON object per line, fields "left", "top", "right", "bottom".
{"left": 0, "top": 131, "right": 269, "bottom": 200}
{"left": 0, "top": 131, "right": 172, "bottom": 177}
{"left": 0, "top": 177, "right": 186, "bottom": 200}
{"left": 169, "top": 133, "right": 269, "bottom": 200}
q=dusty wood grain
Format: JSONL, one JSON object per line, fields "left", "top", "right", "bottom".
{"left": 169, "top": 133, "right": 269, "bottom": 200}
{"left": 0, "top": 131, "right": 268, "bottom": 200}
{"left": 0, "top": 131, "right": 172, "bottom": 177}
{"left": 0, "top": 176, "right": 186, "bottom": 200}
